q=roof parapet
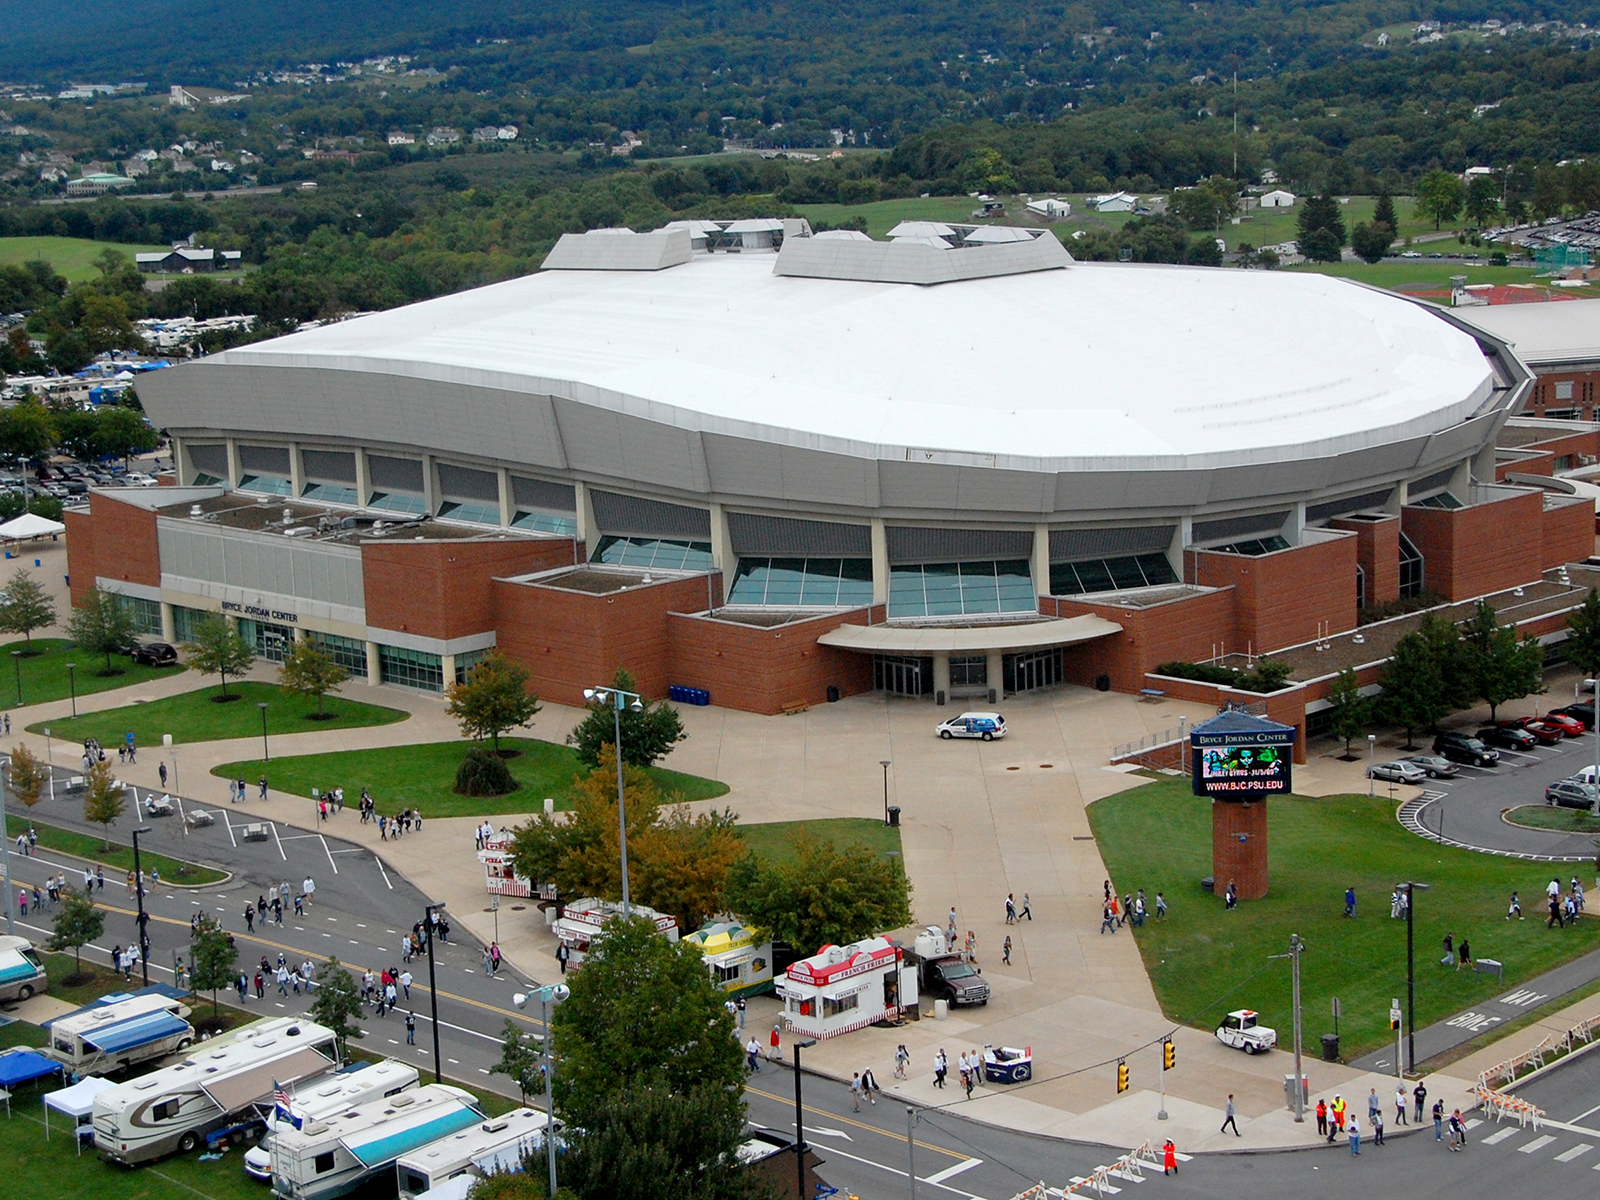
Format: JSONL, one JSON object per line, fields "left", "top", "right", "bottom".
{"left": 773, "top": 231, "right": 1072, "bottom": 285}
{"left": 542, "top": 227, "right": 693, "bottom": 271}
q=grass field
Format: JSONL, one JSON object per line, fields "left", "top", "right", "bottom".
{"left": 0, "top": 235, "right": 170, "bottom": 283}
{"left": 738, "top": 816, "right": 903, "bottom": 866}
{"left": 1503, "top": 804, "right": 1600, "bottom": 834}
{"left": 1087, "top": 778, "right": 1600, "bottom": 1057}
{"left": 1289, "top": 259, "right": 1546, "bottom": 292}
{"left": 29, "top": 680, "right": 409, "bottom": 748}
{"left": 213, "top": 736, "right": 729, "bottom": 819}
{"left": 1, "top": 638, "right": 186, "bottom": 711}
{"left": 6, "top": 814, "right": 227, "bottom": 884}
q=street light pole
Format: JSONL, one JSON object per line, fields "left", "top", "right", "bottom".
{"left": 1402, "top": 881, "right": 1429, "bottom": 1074}
{"left": 1367, "top": 734, "right": 1376, "bottom": 797}
{"left": 582, "top": 685, "right": 644, "bottom": 918}
{"left": 66, "top": 663, "right": 76, "bottom": 718}
{"left": 514, "top": 983, "right": 570, "bottom": 1199}
{"left": 1289, "top": 933, "right": 1305, "bottom": 1122}
{"left": 42, "top": 726, "right": 52, "bottom": 802}
{"left": 880, "top": 759, "right": 892, "bottom": 825}
{"left": 11, "top": 650, "right": 21, "bottom": 706}
{"left": 793, "top": 1038, "right": 817, "bottom": 1200}
{"left": 424, "top": 902, "right": 445, "bottom": 1083}
{"left": 258, "top": 702, "right": 270, "bottom": 763}
{"left": 1, "top": 758, "right": 14, "bottom": 936}
{"left": 906, "top": 1105, "right": 918, "bottom": 1200}
{"left": 131, "top": 826, "right": 153, "bottom": 987}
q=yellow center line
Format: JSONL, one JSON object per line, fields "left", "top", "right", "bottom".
{"left": 745, "top": 1084, "right": 968, "bottom": 1160}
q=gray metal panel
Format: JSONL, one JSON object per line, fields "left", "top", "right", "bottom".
{"left": 541, "top": 228, "right": 692, "bottom": 271}
{"left": 188, "top": 444, "right": 228, "bottom": 477}
{"left": 239, "top": 444, "right": 290, "bottom": 475}
{"left": 551, "top": 398, "right": 709, "bottom": 495}
{"left": 773, "top": 234, "right": 1070, "bottom": 285}
{"left": 301, "top": 449, "right": 356, "bottom": 484}
{"left": 590, "top": 490, "right": 711, "bottom": 538}
{"left": 879, "top": 460, "right": 962, "bottom": 511}
{"left": 370, "top": 455, "right": 424, "bottom": 493}
{"left": 157, "top": 521, "right": 364, "bottom": 609}
{"left": 510, "top": 476, "right": 576, "bottom": 513}
{"left": 727, "top": 513, "right": 871, "bottom": 556}
{"left": 1306, "top": 489, "right": 1394, "bottom": 523}
{"left": 1409, "top": 467, "right": 1455, "bottom": 496}
{"left": 1202, "top": 460, "right": 1333, "bottom": 505}
{"left": 954, "top": 465, "right": 1055, "bottom": 515}
{"left": 886, "top": 527, "right": 1033, "bottom": 564}
{"left": 1049, "top": 526, "right": 1174, "bottom": 562}
{"left": 1192, "top": 511, "right": 1289, "bottom": 543}
{"left": 436, "top": 463, "right": 499, "bottom": 502}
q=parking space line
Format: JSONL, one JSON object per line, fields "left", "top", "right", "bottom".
{"left": 270, "top": 821, "right": 287, "bottom": 861}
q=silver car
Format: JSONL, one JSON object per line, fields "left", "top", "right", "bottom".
{"left": 1369, "top": 761, "right": 1428, "bottom": 785}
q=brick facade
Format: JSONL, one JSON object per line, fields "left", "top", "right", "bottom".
{"left": 1142, "top": 673, "right": 1309, "bottom": 764}
{"left": 362, "top": 537, "right": 577, "bottom": 640}
{"left": 1540, "top": 497, "right": 1596, "bottom": 569}
{"left": 1401, "top": 491, "right": 1545, "bottom": 601}
{"left": 1330, "top": 515, "right": 1400, "bottom": 609}
{"left": 64, "top": 492, "right": 160, "bottom": 606}
{"left": 1526, "top": 370, "right": 1600, "bottom": 420}
{"left": 1212, "top": 798, "right": 1269, "bottom": 901}
{"left": 1052, "top": 588, "right": 1238, "bottom": 694}
{"left": 1186, "top": 533, "right": 1358, "bottom": 654}
{"left": 666, "top": 610, "right": 876, "bottom": 715}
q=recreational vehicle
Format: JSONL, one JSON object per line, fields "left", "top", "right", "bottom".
{"left": 394, "top": 1107, "right": 555, "bottom": 1197}
{"left": 94, "top": 1017, "right": 338, "bottom": 1165}
{"left": 0, "top": 935, "right": 48, "bottom": 1002}
{"left": 268, "top": 1083, "right": 482, "bottom": 1200}
{"left": 244, "top": 1059, "right": 420, "bottom": 1180}
{"left": 47, "top": 992, "right": 195, "bottom": 1075}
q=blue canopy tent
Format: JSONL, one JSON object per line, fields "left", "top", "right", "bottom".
{"left": 0, "top": 1048, "right": 65, "bottom": 1114}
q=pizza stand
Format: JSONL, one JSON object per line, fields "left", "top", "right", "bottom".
{"left": 685, "top": 920, "right": 775, "bottom": 999}
{"left": 781, "top": 937, "right": 914, "bottom": 1040}
{"left": 552, "top": 897, "right": 679, "bottom": 970}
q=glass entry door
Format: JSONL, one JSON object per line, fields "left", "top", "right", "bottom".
{"left": 873, "top": 655, "right": 932, "bottom": 696}
{"left": 1004, "top": 648, "right": 1064, "bottom": 694}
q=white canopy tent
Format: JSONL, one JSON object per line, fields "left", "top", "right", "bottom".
{"left": 44, "top": 1075, "right": 115, "bottom": 1153}
{"left": 0, "top": 512, "right": 66, "bottom": 541}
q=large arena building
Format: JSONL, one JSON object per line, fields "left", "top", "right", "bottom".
{"left": 67, "top": 223, "right": 1597, "bottom": 738}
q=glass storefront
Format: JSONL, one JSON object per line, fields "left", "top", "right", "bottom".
{"left": 379, "top": 644, "right": 444, "bottom": 692}
{"left": 308, "top": 631, "right": 369, "bottom": 679}
{"left": 728, "top": 557, "right": 873, "bottom": 607}
{"left": 887, "top": 560, "right": 1035, "bottom": 619}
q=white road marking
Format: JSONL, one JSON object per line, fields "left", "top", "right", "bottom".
{"left": 1556, "top": 1144, "right": 1592, "bottom": 1162}
{"left": 926, "top": 1159, "right": 983, "bottom": 1185}
{"left": 1519, "top": 1135, "right": 1556, "bottom": 1153}
{"left": 270, "top": 820, "right": 287, "bottom": 861}
{"left": 1466, "top": 1118, "right": 1484, "bottom": 1129}
{"left": 796, "top": 1141, "right": 990, "bottom": 1199}
{"left": 374, "top": 856, "right": 393, "bottom": 890}
{"left": 1483, "top": 1128, "right": 1517, "bottom": 1145}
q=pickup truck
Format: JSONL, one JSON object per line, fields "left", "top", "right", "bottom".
{"left": 1215, "top": 1009, "right": 1276, "bottom": 1055}
{"left": 908, "top": 927, "right": 990, "bottom": 1006}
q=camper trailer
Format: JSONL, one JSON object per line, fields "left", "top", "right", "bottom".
{"left": 94, "top": 1017, "right": 339, "bottom": 1165}
{"left": 394, "top": 1106, "right": 555, "bottom": 1198}
{"left": 244, "top": 1060, "right": 420, "bottom": 1180}
{"left": 47, "top": 992, "right": 195, "bottom": 1075}
{"left": 268, "top": 1083, "right": 483, "bottom": 1200}
{"left": 0, "top": 934, "right": 48, "bottom": 1002}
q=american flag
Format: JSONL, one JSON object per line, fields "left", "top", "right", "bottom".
{"left": 273, "top": 1081, "right": 302, "bottom": 1130}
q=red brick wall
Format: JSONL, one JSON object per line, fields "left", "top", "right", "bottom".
{"left": 63, "top": 508, "right": 97, "bottom": 608}
{"left": 1186, "top": 534, "right": 1358, "bottom": 653}
{"left": 1052, "top": 588, "right": 1237, "bottom": 694}
{"left": 1401, "top": 491, "right": 1544, "bottom": 601}
{"left": 1541, "top": 498, "right": 1596, "bottom": 569}
{"left": 66, "top": 493, "right": 160, "bottom": 607}
{"left": 1140, "top": 672, "right": 1310, "bottom": 764}
{"left": 363, "top": 538, "right": 577, "bottom": 640}
{"left": 1330, "top": 516, "right": 1400, "bottom": 608}
{"left": 1495, "top": 451, "right": 1554, "bottom": 481}
{"left": 493, "top": 573, "right": 716, "bottom": 707}
{"left": 1527, "top": 372, "right": 1600, "bottom": 419}
{"left": 1213, "top": 799, "right": 1269, "bottom": 900}
{"left": 665, "top": 610, "right": 876, "bottom": 715}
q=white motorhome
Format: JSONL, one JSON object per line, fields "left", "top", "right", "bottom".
{"left": 268, "top": 1083, "right": 482, "bottom": 1200}
{"left": 47, "top": 992, "right": 195, "bottom": 1074}
{"left": 0, "top": 934, "right": 48, "bottom": 1002}
{"left": 94, "top": 1017, "right": 338, "bottom": 1164}
{"left": 395, "top": 1106, "right": 555, "bottom": 1198}
{"left": 244, "top": 1060, "right": 420, "bottom": 1180}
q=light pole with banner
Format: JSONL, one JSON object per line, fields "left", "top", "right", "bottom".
{"left": 1, "top": 756, "right": 13, "bottom": 936}
{"left": 581, "top": 684, "right": 644, "bottom": 917}
{"left": 131, "top": 825, "right": 153, "bottom": 986}
{"left": 880, "top": 759, "right": 892, "bottom": 824}
{"left": 491, "top": 895, "right": 500, "bottom": 944}
{"left": 257, "top": 702, "right": 270, "bottom": 762}
{"left": 423, "top": 901, "right": 447, "bottom": 1083}
{"left": 514, "top": 983, "right": 569, "bottom": 1198}
{"left": 66, "top": 662, "right": 76, "bottom": 718}
{"left": 42, "top": 726, "right": 52, "bottom": 801}
{"left": 1400, "top": 880, "right": 1429, "bottom": 1073}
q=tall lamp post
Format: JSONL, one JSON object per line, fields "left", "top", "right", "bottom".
{"left": 581, "top": 685, "right": 644, "bottom": 917}
{"left": 515, "top": 984, "right": 569, "bottom": 1199}
{"left": 42, "top": 726, "right": 52, "bottom": 802}
{"left": 423, "top": 901, "right": 447, "bottom": 1083}
{"left": 1399, "top": 880, "right": 1430, "bottom": 1073}
{"left": 257, "top": 702, "right": 270, "bottom": 763}
{"left": 11, "top": 649, "right": 21, "bottom": 706}
{"left": 131, "top": 825, "right": 153, "bottom": 986}
{"left": 880, "top": 759, "right": 892, "bottom": 825}
{"left": 65, "top": 662, "right": 77, "bottom": 719}
{"left": 793, "top": 1038, "right": 818, "bottom": 1200}
{"left": 1, "top": 756, "right": 14, "bottom": 936}
{"left": 1367, "top": 734, "right": 1377, "bottom": 797}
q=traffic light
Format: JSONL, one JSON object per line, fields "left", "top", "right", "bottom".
{"left": 1163, "top": 1040, "right": 1176, "bottom": 1071}
{"left": 1116, "top": 1060, "right": 1129, "bottom": 1094}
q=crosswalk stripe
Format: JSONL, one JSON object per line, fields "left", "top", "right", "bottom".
{"left": 924, "top": 1159, "right": 983, "bottom": 1185}
{"left": 1483, "top": 1128, "right": 1517, "bottom": 1145}
{"left": 1519, "top": 1135, "right": 1556, "bottom": 1154}
{"left": 1556, "top": 1144, "right": 1592, "bottom": 1162}
{"left": 1466, "top": 1118, "right": 1484, "bottom": 1129}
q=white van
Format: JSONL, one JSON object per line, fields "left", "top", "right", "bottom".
{"left": 0, "top": 935, "right": 48, "bottom": 1002}
{"left": 244, "top": 1060, "right": 420, "bottom": 1180}
{"left": 47, "top": 992, "right": 194, "bottom": 1074}
{"left": 395, "top": 1107, "right": 555, "bottom": 1198}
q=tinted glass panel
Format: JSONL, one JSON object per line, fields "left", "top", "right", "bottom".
{"left": 593, "top": 536, "right": 713, "bottom": 571}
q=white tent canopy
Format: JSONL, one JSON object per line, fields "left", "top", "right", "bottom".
{"left": 44, "top": 1076, "right": 116, "bottom": 1152}
{"left": 0, "top": 512, "right": 66, "bottom": 541}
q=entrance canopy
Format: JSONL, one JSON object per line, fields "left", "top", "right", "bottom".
{"left": 816, "top": 614, "right": 1122, "bottom": 656}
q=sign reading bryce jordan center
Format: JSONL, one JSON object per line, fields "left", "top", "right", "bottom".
{"left": 1190, "top": 710, "right": 1297, "bottom": 799}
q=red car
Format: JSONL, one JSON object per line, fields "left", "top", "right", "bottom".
{"left": 1509, "top": 717, "right": 1563, "bottom": 745}
{"left": 1541, "top": 712, "right": 1588, "bottom": 737}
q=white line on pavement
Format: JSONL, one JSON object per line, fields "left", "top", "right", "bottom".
{"left": 374, "top": 856, "right": 392, "bottom": 890}
{"left": 1520, "top": 1135, "right": 1556, "bottom": 1154}
{"left": 1556, "top": 1144, "right": 1592, "bottom": 1162}
{"left": 926, "top": 1159, "right": 984, "bottom": 1185}
{"left": 800, "top": 1142, "right": 988, "bottom": 1200}
{"left": 1483, "top": 1128, "right": 1517, "bottom": 1145}
{"left": 270, "top": 820, "right": 287, "bottom": 861}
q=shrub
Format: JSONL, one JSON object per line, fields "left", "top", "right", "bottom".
{"left": 1151, "top": 659, "right": 1294, "bottom": 694}
{"left": 455, "top": 747, "right": 520, "bottom": 797}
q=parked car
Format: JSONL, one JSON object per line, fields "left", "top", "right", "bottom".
{"left": 1509, "top": 718, "right": 1564, "bottom": 745}
{"left": 1433, "top": 731, "right": 1500, "bottom": 767}
{"left": 1549, "top": 704, "right": 1598, "bottom": 731}
{"left": 1545, "top": 779, "right": 1600, "bottom": 810}
{"left": 128, "top": 642, "right": 179, "bottom": 667}
{"left": 1398, "top": 755, "right": 1459, "bottom": 779}
{"left": 1540, "top": 711, "right": 1588, "bottom": 737}
{"left": 1369, "top": 761, "right": 1429, "bottom": 785}
{"left": 1477, "top": 725, "right": 1538, "bottom": 751}
{"left": 1215, "top": 1009, "right": 1277, "bottom": 1055}
{"left": 935, "top": 712, "right": 1007, "bottom": 741}
{"left": 124, "top": 472, "right": 158, "bottom": 487}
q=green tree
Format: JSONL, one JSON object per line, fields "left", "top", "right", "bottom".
{"left": 1328, "top": 666, "right": 1372, "bottom": 758}
{"left": 1379, "top": 630, "right": 1448, "bottom": 748}
{"left": 569, "top": 668, "right": 685, "bottom": 768}
{"left": 1565, "top": 589, "right": 1600, "bottom": 704}
{"left": 48, "top": 889, "right": 105, "bottom": 978}
{"left": 188, "top": 912, "right": 237, "bottom": 1015}
{"left": 0, "top": 400, "right": 56, "bottom": 509}
{"left": 725, "top": 831, "right": 914, "bottom": 953}
{"left": 1373, "top": 191, "right": 1398, "bottom": 232}
{"left": 0, "top": 568, "right": 56, "bottom": 648}
{"left": 1296, "top": 194, "right": 1347, "bottom": 262}
{"left": 279, "top": 640, "right": 349, "bottom": 719}
{"left": 489, "top": 1019, "right": 546, "bottom": 1103}
{"left": 308, "top": 957, "right": 366, "bottom": 1055}
{"left": 184, "top": 612, "right": 255, "bottom": 698}
{"left": 65, "top": 584, "right": 135, "bottom": 675}
{"left": 1415, "top": 169, "right": 1464, "bottom": 229}
{"left": 7, "top": 743, "right": 48, "bottom": 808}
{"left": 1170, "top": 176, "right": 1237, "bottom": 231}
{"left": 1419, "top": 612, "right": 1473, "bottom": 708}
{"left": 1350, "top": 221, "right": 1393, "bottom": 264}
{"left": 92, "top": 405, "right": 160, "bottom": 464}
{"left": 445, "top": 650, "right": 540, "bottom": 752}
{"left": 1459, "top": 599, "right": 1544, "bottom": 721}
{"left": 1531, "top": 163, "right": 1566, "bottom": 222}
{"left": 78, "top": 294, "right": 146, "bottom": 357}
{"left": 1463, "top": 175, "right": 1502, "bottom": 227}
{"left": 83, "top": 758, "right": 125, "bottom": 849}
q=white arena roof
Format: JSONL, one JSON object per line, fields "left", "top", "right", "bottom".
{"left": 193, "top": 252, "right": 1494, "bottom": 472}
{"left": 1451, "top": 298, "right": 1600, "bottom": 367}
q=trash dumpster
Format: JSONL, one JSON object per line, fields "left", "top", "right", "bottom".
{"left": 887, "top": 806, "right": 900, "bottom": 827}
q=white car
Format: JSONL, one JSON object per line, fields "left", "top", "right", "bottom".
{"left": 1400, "top": 250, "right": 1422, "bottom": 258}
{"left": 1215, "top": 1009, "right": 1277, "bottom": 1055}
{"left": 936, "top": 712, "right": 1007, "bottom": 740}
{"left": 1368, "top": 761, "right": 1428, "bottom": 785}
{"left": 124, "top": 472, "right": 159, "bottom": 487}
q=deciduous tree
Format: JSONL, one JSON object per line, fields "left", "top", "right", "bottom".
{"left": 725, "top": 831, "right": 914, "bottom": 953}
{"left": 1464, "top": 174, "right": 1502, "bottom": 227}
{"left": 489, "top": 1019, "right": 545, "bottom": 1102}
{"left": 1350, "top": 220, "right": 1393, "bottom": 264}
{"left": 7, "top": 743, "right": 48, "bottom": 808}
{"left": 1328, "top": 667, "right": 1372, "bottom": 758}
{"left": 279, "top": 640, "right": 348, "bottom": 719}
{"left": 0, "top": 568, "right": 55, "bottom": 647}
{"left": 568, "top": 668, "right": 685, "bottom": 769}
{"left": 48, "top": 889, "right": 105, "bottom": 978}
{"left": 1415, "top": 169, "right": 1464, "bottom": 229}
{"left": 65, "top": 584, "right": 135, "bottom": 675}
{"left": 184, "top": 612, "right": 255, "bottom": 699}
{"left": 188, "top": 912, "right": 237, "bottom": 1015}
{"left": 1565, "top": 591, "right": 1600, "bottom": 713}
{"left": 1459, "top": 599, "right": 1544, "bottom": 721}
{"left": 445, "top": 650, "right": 539, "bottom": 751}
{"left": 83, "top": 759, "right": 125, "bottom": 849}
{"left": 309, "top": 956, "right": 366, "bottom": 1055}
{"left": 1379, "top": 630, "right": 1448, "bottom": 749}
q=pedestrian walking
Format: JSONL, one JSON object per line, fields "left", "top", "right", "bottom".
{"left": 1395, "top": 1085, "right": 1408, "bottom": 1125}
{"left": 1099, "top": 904, "right": 1116, "bottom": 934}
{"left": 736, "top": 996, "right": 746, "bottom": 1030}
{"left": 963, "top": 1060, "right": 976, "bottom": 1099}
{"left": 482, "top": 947, "right": 492, "bottom": 976}
{"left": 385, "top": 982, "right": 397, "bottom": 1011}
{"left": 1373, "top": 1110, "right": 1384, "bottom": 1146}
{"left": 406, "top": 1011, "right": 417, "bottom": 1045}
{"left": 1221, "top": 1094, "right": 1240, "bottom": 1136}
{"left": 1508, "top": 891, "right": 1522, "bottom": 920}
{"left": 1020, "top": 893, "right": 1032, "bottom": 920}
{"left": 746, "top": 1038, "right": 762, "bottom": 1073}
{"left": 1441, "top": 933, "right": 1455, "bottom": 966}
{"left": 1432, "top": 1099, "right": 1444, "bottom": 1141}
{"left": 769, "top": 1025, "right": 782, "bottom": 1062}
{"left": 895, "top": 1044, "right": 909, "bottom": 1079}
{"left": 1457, "top": 938, "right": 1471, "bottom": 972}
{"left": 862, "top": 1067, "right": 879, "bottom": 1104}
{"left": 490, "top": 941, "right": 502, "bottom": 974}
{"left": 259, "top": 777, "right": 268, "bottom": 801}
{"left": 1390, "top": 888, "right": 1401, "bottom": 918}
{"left": 96, "top": 866, "right": 104, "bottom": 892}
{"left": 934, "top": 1049, "right": 947, "bottom": 1089}
{"left": 1344, "top": 886, "right": 1356, "bottom": 918}
{"left": 1005, "top": 893, "right": 1016, "bottom": 924}
{"left": 255, "top": 971, "right": 265, "bottom": 999}
{"left": 1002, "top": 934, "right": 1012, "bottom": 965}
{"left": 1414, "top": 1081, "right": 1427, "bottom": 1123}
{"left": 236, "top": 972, "right": 249, "bottom": 1002}
{"left": 1315, "top": 1098, "right": 1327, "bottom": 1136}
{"left": 1332, "top": 1095, "right": 1347, "bottom": 1133}
{"left": 159, "top": 762, "right": 167, "bottom": 789}
{"left": 16, "top": 889, "right": 26, "bottom": 917}
{"left": 278, "top": 967, "right": 290, "bottom": 995}
{"left": 1163, "top": 1139, "right": 1178, "bottom": 1176}
{"left": 1367, "top": 1087, "right": 1379, "bottom": 1125}
{"left": 1448, "top": 1109, "right": 1466, "bottom": 1151}
{"left": 851, "top": 1072, "right": 863, "bottom": 1111}
{"left": 244, "top": 905, "right": 255, "bottom": 932}
{"left": 400, "top": 969, "right": 412, "bottom": 1000}
{"left": 964, "top": 930, "right": 977, "bottom": 963}
{"left": 1155, "top": 891, "right": 1167, "bottom": 918}
{"left": 294, "top": 893, "right": 304, "bottom": 917}
{"left": 1348, "top": 1115, "right": 1361, "bottom": 1155}
{"left": 556, "top": 942, "right": 569, "bottom": 975}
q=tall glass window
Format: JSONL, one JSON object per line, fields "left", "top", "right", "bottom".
{"left": 454, "top": 648, "right": 489, "bottom": 684}
{"left": 238, "top": 474, "right": 292, "bottom": 496}
{"left": 593, "top": 536, "right": 714, "bottom": 571}
{"left": 302, "top": 482, "right": 360, "bottom": 505}
{"left": 114, "top": 594, "right": 162, "bottom": 637}
{"left": 512, "top": 511, "right": 579, "bottom": 536}
{"left": 368, "top": 492, "right": 427, "bottom": 516}
{"left": 379, "top": 644, "right": 444, "bottom": 692}
{"left": 728, "top": 558, "right": 873, "bottom": 606}
{"left": 307, "top": 631, "right": 369, "bottom": 679}
{"left": 949, "top": 656, "right": 987, "bottom": 688}
{"left": 1399, "top": 533, "right": 1425, "bottom": 598}
{"left": 1050, "top": 553, "right": 1178, "bottom": 596}
{"left": 171, "top": 605, "right": 209, "bottom": 645}
{"left": 239, "top": 620, "right": 293, "bottom": 663}
{"left": 438, "top": 501, "right": 502, "bottom": 526}
{"left": 888, "top": 560, "right": 1034, "bottom": 619}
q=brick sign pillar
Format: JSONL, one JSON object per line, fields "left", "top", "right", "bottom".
{"left": 1212, "top": 799, "right": 1269, "bottom": 900}
{"left": 1190, "top": 709, "right": 1295, "bottom": 904}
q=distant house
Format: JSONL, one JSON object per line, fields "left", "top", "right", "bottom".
{"left": 135, "top": 247, "right": 243, "bottom": 274}
{"left": 472, "top": 125, "right": 519, "bottom": 142}
{"left": 387, "top": 131, "right": 415, "bottom": 146}
{"left": 1026, "top": 197, "right": 1073, "bottom": 218}
{"left": 1260, "top": 189, "right": 1296, "bottom": 208}
{"left": 1087, "top": 191, "right": 1137, "bottom": 213}
{"left": 64, "top": 173, "right": 135, "bottom": 196}
{"left": 426, "top": 127, "right": 461, "bottom": 145}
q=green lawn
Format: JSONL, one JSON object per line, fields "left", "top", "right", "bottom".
{"left": 5, "top": 814, "right": 227, "bottom": 885}
{"left": 1087, "top": 779, "right": 1600, "bottom": 1058}
{"left": 0, "top": 235, "right": 170, "bottom": 284}
{"left": 738, "top": 817, "right": 903, "bottom": 866}
{"left": 1290, "top": 259, "right": 1546, "bottom": 292}
{"left": 1, "top": 638, "right": 186, "bottom": 711}
{"left": 212, "top": 736, "right": 729, "bottom": 819}
{"left": 1504, "top": 805, "right": 1600, "bottom": 834}
{"left": 29, "top": 680, "right": 409, "bottom": 747}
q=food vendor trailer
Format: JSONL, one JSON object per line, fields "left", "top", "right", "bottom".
{"left": 685, "top": 921, "right": 774, "bottom": 999}
{"left": 476, "top": 831, "right": 554, "bottom": 901}
{"left": 552, "top": 898, "right": 678, "bottom": 970}
{"left": 781, "top": 937, "right": 915, "bottom": 1039}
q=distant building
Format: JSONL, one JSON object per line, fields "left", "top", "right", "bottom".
{"left": 170, "top": 85, "right": 200, "bottom": 107}
{"left": 135, "top": 247, "right": 244, "bottom": 274}
{"left": 387, "top": 132, "right": 415, "bottom": 146}
{"left": 1087, "top": 191, "right": 1137, "bottom": 213}
{"left": 1026, "top": 197, "right": 1073, "bottom": 218}
{"left": 426, "top": 127, "right": 461, "bottom": 145}
{"left": 64, "top": 173, "right": 135, "bottom": 196}
{"left": 1259, "top": 189, "right": 1296, "bottom": 208}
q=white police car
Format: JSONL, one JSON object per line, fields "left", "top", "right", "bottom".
{"left": 935, "top": 712, "right": 1007, "bottom": 741}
